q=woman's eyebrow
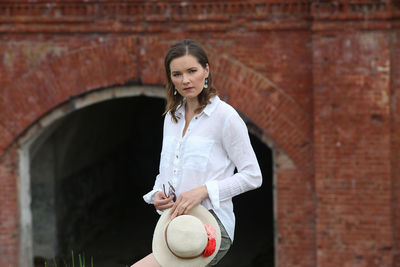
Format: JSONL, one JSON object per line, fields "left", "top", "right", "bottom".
{"left": 172, "top": 67, "right": 197, "bottom": 73}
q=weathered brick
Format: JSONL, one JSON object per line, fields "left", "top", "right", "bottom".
{"left": 1, "top": 1, "right": 400, "bottom": 266}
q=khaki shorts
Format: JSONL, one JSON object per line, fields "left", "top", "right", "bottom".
{"left": 206, "top": 210, "right": 232, "bottom": 266}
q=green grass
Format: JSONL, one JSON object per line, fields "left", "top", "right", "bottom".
{"left": 44, "top": 251, "right": 93, "bottom": 267}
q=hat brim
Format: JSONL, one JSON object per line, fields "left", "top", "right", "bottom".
{"left": 152, "top": 205, "right": 221, "bottom": 267}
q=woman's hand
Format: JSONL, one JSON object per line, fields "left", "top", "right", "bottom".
{"left": 170, "top": 185, "right": 209, "bottom": 219}
{"left": 154, "top": 191, "right": 174, "bottom": 211}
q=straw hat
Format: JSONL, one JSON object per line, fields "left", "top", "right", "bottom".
{"left": 152, "top": 205, "right": 221, "bottom": 267}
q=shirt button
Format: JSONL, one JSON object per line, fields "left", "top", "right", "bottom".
{"left": 176, "top": 155, "right": 179, "bottom": 159}
{"left": 195, "top": 117, "right": 198, "bottom": 120}
{"left": 174, "top": 170, "right": 176, "bottom": 174}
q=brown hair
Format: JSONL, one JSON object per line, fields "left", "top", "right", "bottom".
{"left": 164, "top": 39, "right": 217, "bottom": 122}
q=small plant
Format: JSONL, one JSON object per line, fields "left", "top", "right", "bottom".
{"left": 44, "top": 251, "right": 94, "bottom": 267}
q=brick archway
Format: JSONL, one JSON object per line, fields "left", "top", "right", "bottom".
{"left": 0, "top": 38, "right": 315, "bottom": 266}
{"left": 0, "top": 38, "right": 312, "bottom": 172}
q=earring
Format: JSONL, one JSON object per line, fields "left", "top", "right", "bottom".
{"left": 174, "top": 87, "right": 177, "bottom": 95}
{"left": 204, "top": 78, "right": 208, "bottom": 89}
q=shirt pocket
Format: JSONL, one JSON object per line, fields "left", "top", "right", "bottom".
{"left": 183, "top": 136, "right": 215, "bottom": 171}
{"left": 160, "top": 136, "right": 175, "bottom": 171}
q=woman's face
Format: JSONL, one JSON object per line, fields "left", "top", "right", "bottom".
{"left": 170, "top": 54, "right": 209, "bottom": 101}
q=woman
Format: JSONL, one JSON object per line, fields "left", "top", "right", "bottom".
{"left": 132, "top": 39, "right": 262, "bottom": 266}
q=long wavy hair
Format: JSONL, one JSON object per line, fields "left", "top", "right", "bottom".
{"left": 164, "top": 39, "right": 217, "bottom": 122}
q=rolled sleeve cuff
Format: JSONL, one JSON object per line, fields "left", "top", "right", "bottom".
{"left": 143, "top": 189, "right": 161, "bottom": 204}
{"left": 205, "top": 180, "right": 220, "bottom": 209}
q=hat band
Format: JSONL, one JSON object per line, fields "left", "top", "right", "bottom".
{"left": 164, "top": 221, "right": 217, "bottom": 259}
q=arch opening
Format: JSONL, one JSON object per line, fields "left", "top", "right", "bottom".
{"left": 30, "top": 96, "right": 164, "bottom": 266}
{"left": 22, "top": 89, "right": 275, "bottom": 267}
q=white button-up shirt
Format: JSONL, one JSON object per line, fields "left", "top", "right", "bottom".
{"left": 143, "top": 96, "right": 262, "bottom": 241}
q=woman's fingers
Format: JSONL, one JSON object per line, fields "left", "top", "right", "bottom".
{"left": 170, "top": 199, "right": 191, "bottom": 219}
{"left": 169, "top": 201, "right": 178, "bottom": 218}
{"left": 168, "top": 186, "right": 209, "bottom": 219}
{"left": 169, "top": 201, "right": 180, "bottom": 219}
{"left": 154, "top": 191, "right": 168, "bottom": 201}
{"left": 155, "top": 195, "right": 173, "bottom": 205}
{"left": 154, "top": 194, "right": 174, "bottom": 211}
{"left": 157, "top": 202, "right": 174, "bottom": 211}
{"left": 170, "top": 206, "right": 180, "bottom": 220}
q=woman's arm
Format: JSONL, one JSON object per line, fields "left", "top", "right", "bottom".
{"left": 206, "top": 112, "right": 262, "bottom": 209}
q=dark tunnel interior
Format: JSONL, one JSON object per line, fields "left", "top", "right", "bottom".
{"left": 30, "top": 95, "right": 274, "bottom": 267}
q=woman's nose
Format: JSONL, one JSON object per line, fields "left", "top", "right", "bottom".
{"left": 182, "top": 73, "right": 190, "bottom": 84}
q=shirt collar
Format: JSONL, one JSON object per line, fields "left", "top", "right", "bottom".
{"left": 203, "top": 95, "right": 220, "bottom": 116}
{"left": 176, "top": 101, "right": 185, "bottom": 116}
{"left": 175, "top": 95, "right": 220, "bottom": 117}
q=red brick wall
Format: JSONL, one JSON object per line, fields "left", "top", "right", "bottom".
{"left": 312, "top": 1, "right": 396, "bottom": 264}
{"left": 0, "top": 1, "right": 399, "bottom": 266}
{"left": 276, "top": 168, "right": 316, "bottom": 266}
{"left": 213, "top": 31, "right": 314, "bottom": 114}
{"left": 0, "top": 144, "right": 19, "bottom": 266}
{"left": 313, "top": 29, "right": 393, "bottom": 266}
{"left": 392, "top": 25, "right": 400, "bottom": 266}
{"left": 0, "top": 36, "right": 315, "bottom": 266}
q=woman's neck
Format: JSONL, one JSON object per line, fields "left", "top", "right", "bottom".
{"left": 185, "top": 97, "right": 200, "bottom": 115}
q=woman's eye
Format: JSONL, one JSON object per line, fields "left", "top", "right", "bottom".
{"left": 172, "top": 73, "right": 181, "bottom": 77}
{"left": 188, "top": 69, "right": 197, "bottom": 73}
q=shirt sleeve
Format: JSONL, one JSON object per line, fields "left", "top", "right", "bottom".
{"left": 207, "top": 112, "right": 262, "bottom": 208}
{"left": 143, "top": 174, "right": 163, "bottom": 204}
{"left": 205, "top": 180, "right": 220, "bottom": 209}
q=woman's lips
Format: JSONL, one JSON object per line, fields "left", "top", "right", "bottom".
{"left": 183, "top": 87, "right": 194, "bottom": 90}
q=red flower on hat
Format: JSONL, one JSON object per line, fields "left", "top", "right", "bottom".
{"left": 203, "top": 224, "right": 217, "bottom": 257}
{"left": 203, "top": 238, "right": 216, "bottom": 257}
{"left": 204, "top": 224, "right": 216, "bottom": 239}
